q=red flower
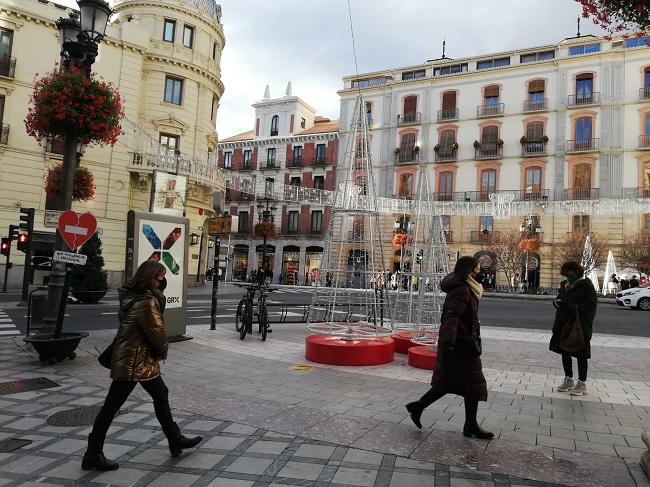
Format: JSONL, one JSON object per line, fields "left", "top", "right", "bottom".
{"left": 44, "top": 163, "right": 95, "bottom": 202}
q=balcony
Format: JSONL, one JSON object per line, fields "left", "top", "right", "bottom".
{"left": 397, "top": 112, "right": 421, "bottom": 126}
{"left": 444, "top": 231, "right": 453, "bottom": 243}
{"left": 566, "top": 138, "right": 599, "bottom": 153}
{"left": 435, "top": 148, "right": 458, "bottom": 163}
{"left": 564, "top": 188, "right": 599, "bottom": 200}
{"left": 477, "top": 103, "right": 504, "bottom": 117}
{"left": 287, "top": 157, "right": 303, "bottom": 169}
{"left": 639, "top": 135, "right": 650, "bottom": 149}
{"left": 623, "top": 187, "right": 650, "bottom": 198}
{"left": 471, "top": 230, "right": 500, "bottom": 243}
{"left": 437, "top": 108, "right": 459, "bottom": 122}
{"left": 475, "top": 144, "right": 503, "bottom": 160}
{"left": 312, "top": 155, "right": 328, "bottom": 167}
{"left": 640, "top": 87, "right": 650, "bottom": 101}
{"left": 281, "top": 227, "right": 300, "bottom": 237}
{"left": 517, "top": 189, "right": 551, "bottom": 201}
{"left": 270, "top": 129, "right": 278, "bottom": 136}
{"left": 0, "top": 55, "right": 16, "bottom": 78}
{"left": 395, "top": 150, "right": 419, "bottom": 164}
{"left": 523, "top": 98, "right": 548, "bottom": 112}
{"left": 259, "top": 161, "right": 278, "bottom": 171}
{"left": 521, "top": 140, "right": 547, "bottom": 156}
{"left": 0, "top": 124, "right": 9, "bottom": 145}
{"left": 432, "top": 192, "right": 459, "bottom": 202}
{"left": 568, "top": 92, "right": 600, "bottom": 107}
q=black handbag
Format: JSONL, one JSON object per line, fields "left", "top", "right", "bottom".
{"left": 455, "top": 335, "right": 482, "bottom": 358}
{"left": 97, "top": 341, "right": 114, "bottom": 369}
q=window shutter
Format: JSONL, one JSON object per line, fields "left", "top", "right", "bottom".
{"left": 442, "top": 91, "right": 457, "bottom": 110}
{"left": 576, "top": 73, "right": 593, "bottom": 81}
{"left": 440, "top": 130, "right": 455, "bottom": 149}
{"left": 403, "top": 96, "right": 417, "bottom": 114}
{"left": 526, "top": 122, "right": 544, "bottom": 140}
{"left": 528, "top": 79, "right": 545, "bottom": 92}
{"left": 482, "top": 125, "right": 498, "bottom": 144}
{"left": 484, "top": 85, "right": 500, "bottom": 97}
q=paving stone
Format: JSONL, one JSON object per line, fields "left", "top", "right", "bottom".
{"left": 246, "top": 440, "right": 289, "bottom": 455}
{"left": 450, "top": 479, "right": 494, "bottom": 487}
{"left": 390, "top": 472, "right": 436, "bottom": 486}
{"left": 206, "top": 479, "right": 254, "bottom": 487}
{"left": 613, "top": 445, "right": 647, "bottom": 459}
{"left": 3, "top": 418, "right": 45, "bottom": 430}
{"left": 145, "top": 472, "right": 201, "bottom": 487}
{"left": 0, "top": 454, "right": 58, "bottom": 474}
{"left": 498, "top": 430, "right": 537, "bottom": 445}
{"left": 293, "top": 444, "right": 336, "bottom": 460}
{"left": 174, "top": 452, "right": 225, "bottom": 469}
{"left": 92, "top": 467, "right": 151, "bottom": 486}
{"left": 128, "top": 447, "right": 171, "bottom": 465}
{"left": 536, "top": 435, "right": 575, "bottom": 450}
{"left": 586, "top": 432, "right": 628, "bottom": 446}
{"left": 342, "top": 448, "right": 384, "bottom": 466}
{"left": 202, "top": 436, "right": 246, "bottom": 451}
{"left": 549, "top": 427, "right": 588, "bottom": 441}
{"left": 394, "top": 457, "right": 437, "bottom": 471}
{"left": 103, "top": 442, "right": 137, "bottom": 459}
{"left": 276, "top": 461, "right": 324, "bottom": 481}
{"left": 41, "top": 437, "right": 87, "bottom": 454}
{"left": 117, "top": 427, "right": 160, "bottom": 442}
{"left": 331, "top": 466, "right": 378, "bottom": 487}
{"left": 44, "top": 460, "right": 91, "bottom": 480}
{"left": 574, "top": 440, "right": 617, "bottom": 456}
{"left": 222, "top": 424, "right": 257, "bottom": 435}
{"left": 184, "top": 420, "right": 222, "bottom": 432}
{"left": 225, "top": 457, "right": 274, "bottom": 475}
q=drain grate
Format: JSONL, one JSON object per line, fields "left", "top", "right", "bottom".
{"left": 0, "top": 377, "right": 60, "bottom": 396}
{"left": 0, "top": 439, "right": 32, "bottom": 453}
{"left": 46, "top": 405, "right": 126, "bottom": 427}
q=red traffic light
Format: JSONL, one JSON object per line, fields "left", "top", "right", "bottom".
{"left": 16, "top": 233, "right": 29, "bottom": 253}
{"left": 0, "top": 237, "right": 9, "bottom": 257}
{"left": 18, "top": 234, "right": 27, "bottom": 243}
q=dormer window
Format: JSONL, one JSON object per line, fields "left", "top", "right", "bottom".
{"left": 270, "top": 115, "right": 279, "bottom": 136}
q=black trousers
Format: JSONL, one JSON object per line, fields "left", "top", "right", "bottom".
{"left": 417, "top": 387, "right": 479, "bottom": 426}
{"left": 89, "top": 376, "right": 175, "bottom": 450}
{"left": 562, "top": 354, "right": 588, "bottom": 382}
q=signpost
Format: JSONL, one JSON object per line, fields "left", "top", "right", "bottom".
{"left": 208, "top": 216, "right": 231, "bottom": 331}
{"left": 57, "top": 211, "right": 97, "bottom": 251}
{"left": 53, "top": 251, "right": 88, "bottom": 266}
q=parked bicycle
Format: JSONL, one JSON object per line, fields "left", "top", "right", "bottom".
{"left": 234, "top": 283, "right": 274, "bottom": 341}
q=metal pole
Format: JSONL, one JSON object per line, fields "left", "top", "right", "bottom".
{"left": 210, "top": 237, "right": 220, "bottom": 330}
{"left": 20, "top": 248, "right": 33, "bottom": 304}
{"left": 2, "top": 245, "right": 10, "bottom": 293}
{"left": 196, "top": 231, "right": 205, "bottom": 283}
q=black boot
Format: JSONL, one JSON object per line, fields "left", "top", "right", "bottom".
{"left": 81, "top": 433, "right": 119, "bottom": 471}
{"left": 167, "top": 422, "right": 202, "bottom": 457}
{"left": 463, "top": 399, "right": 493, "bottom": 440}
{"left": 405, "top": 402, "right": 423, "bottom": 429}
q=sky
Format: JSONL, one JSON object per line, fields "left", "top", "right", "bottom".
{"left": 56, "top": 0, "right": 606, "bottom": 139}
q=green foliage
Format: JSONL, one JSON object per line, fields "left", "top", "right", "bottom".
{"left": 70, "top": 233, "right": 108, "bottom": 291}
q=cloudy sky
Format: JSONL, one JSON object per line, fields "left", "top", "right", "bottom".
{"left": 58, "top": 0, "right": 606, "bottom": 138}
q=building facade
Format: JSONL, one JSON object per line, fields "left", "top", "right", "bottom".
{"left": 217, "top": 85, "right": 338, "bottom": 285}
{"left": 338, "top": 34, "right": 650, "bottom": 289}
{"left": 0, "top": 0, "right": 224, "bottom": 287}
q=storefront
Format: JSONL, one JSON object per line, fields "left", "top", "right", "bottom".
{"left": 282, "top": 245, "right": 300, "bottom": 285}
{"left": 474, "top": 250, "right": 497, "bottom": 291}
{"left": 232, "top": 244, "right": 249, "bottom": 281}
{"left": 305, "top": 246, "right": 323, "bottom": 286}
{"left": 256, "top": 244, "right": 275, "bottom": 278}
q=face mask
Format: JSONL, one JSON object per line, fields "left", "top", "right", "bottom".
{"left": 158, "top": 277, "right": 167, "bottom": 292}
{"left": 566, "top": 275, "right": 577, "bottom": 284}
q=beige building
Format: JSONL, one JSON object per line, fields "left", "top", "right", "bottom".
{"left": 0, "top": 0, "right": 225, "bottom": 288}
{"left": 338, "top": 34, "right": 650, "bottom": 289}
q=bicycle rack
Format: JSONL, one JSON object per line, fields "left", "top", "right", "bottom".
{"left": 25, "top": 286, "right": 48, "bottom": 337}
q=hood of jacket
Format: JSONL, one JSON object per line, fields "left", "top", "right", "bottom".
{"left": 440, "top": 272, "right": 468, "bottom": 293}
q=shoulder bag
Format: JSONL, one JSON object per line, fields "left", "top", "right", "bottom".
{"left": 559, "top": 305, "right": 586, "bottom": 353}
{"left": 455, "top": 335, "right": 482, "bottom": 358}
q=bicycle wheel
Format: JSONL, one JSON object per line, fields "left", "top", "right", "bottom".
{"left": 260, "top": 304, "right": 269, "bottom": 341}
{"left": 235, "top": 298, "right": 245, "bottom": 332}
{"left": 240, "top": 301, "right": 252, "bottom": 340}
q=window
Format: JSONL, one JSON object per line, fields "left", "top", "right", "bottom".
{"left": 644, "top": 68, "right": 650, "bottom": 97}
{"left": 0, "top": 28, "right": 13, "bottom": 77}
{"left": 479, "top": 216, "right": 494, "bottom": 232}
{"left": 526, "top": 121, "right": 545, "bottom": 152}
{"left": 484, "top": 85, "right": 500, "bottom": 111}
{"left": 525, "top": 167, "right": 542, "bottom": 195}
{"left": 211, "top": 94, "right": 217, "bottom": 121}
{"left": 575, "top": 117, "right": 593, "bottom": 147}
{"left": 264, "top": 178, "right": 274, "bottom": 197}
{"left": 441, "top": 91, "right": 457, "bottom": 113}
{"left": 403, "top": 95, "right": 417, "bottom": 115}
{"left": 290, "top": 176, "right": 300, "bottom": 186}
{"left": 267, "top": 147, "right": 276, "bottom": 165}
{"left": 315, "top": 143, "right": 326, "bottom": 163}
{"left": 351, "top": 77, "right": 386, "bottom": 88}
{"left": 159, "top": 133, "right": 179, "bottom": 154}
{"left": 572, "top": 215, "right": 590, "bottom": 233}
{"left": 223, "top": 151, "right": 232, "bottom": 169}
{"left": 238, "top": 211, "right": 249, "bottom": 233}
{"left": 644, "top": 214, "right": 650, "bottom": 234}
{"left": 292, "top": 145, "right": 302, "bottom": 163}
{"left": 438, "top": 130, "right": 456, "bottom": 155}
{"left": 402, "top": 69, "right": 425, "bottom": 81}
{"left": 399, "top": 133, "right": 416, "bottom": 161}
{"left": 270, "top": 115, "right": 279, "bottom": 136}
{"left": 0, "top": 95, "right": 4, "bottom": 127}
{"left": 441, "top": 215, "right": 451, "bottom": 234}
{"left": 398, "top": 173, "right": 413, "bottom": 198}
{"left": 433, "top": 63, "right": 468, "bottom": 76}
{"left": 645, "top": 112, "right": 650, "bottom": 136}
{"left": 527, "top": 79, "right": 545, "bottom": 109}
{"left": 569, "top": 43, "right": 600, "bottom": 56}
{"left": 481, "top": 125, "right": 499, "bottom": 149}
{"left": 575, "top": 74, "right": 593, "bottom": 103}
{"left": 439, "top": 172, "right": 453, "bottom": 198}
{"left": 520, "top": 50, "right": 555, "bottom": 63}
{"left": 574, "top": 164, "right": 591, "bottom": 189}
{"left": 477, "top": 57, "right": 510, "bottom": 70}
{"left": 311, "top": 211, "right": 323, "bottom": 233}
{"left": 212, "top": 41, "right": 217, "bottom": 60}
{"left": 365, "top": 101, "right": 373, "bottom": 125}
{"left": 243, "top": 150, "right": 252, "bottom": 167}
{"left": 288, "top": 211, "right": 299, "bottom": 233}
{"left": 300, "top": 117, "right": 306, "bottom": 129}
{"left": 182, "top": 25, "right": 194, "bottom": 48}
{"left": 313, "top": 175, "right": 325, "bottom": 190}
{"left": 624, "top": 37, "right": 650, "bottom": 49}
{"left": 163, "top": 19, "right": 176, "bottom": 42}
{"left": 164, "top": 76, "right": 183, "bottom": 105}
{"left": 480, "top": 170, "right": 497, "bottom": 194}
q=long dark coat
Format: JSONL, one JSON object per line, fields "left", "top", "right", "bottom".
{"left": 549, "top": 278, "right": 597, "bottom": 359}
{"left": 431, "top": 273, "right": 488, "bottom": 401}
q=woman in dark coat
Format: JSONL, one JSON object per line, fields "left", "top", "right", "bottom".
{"left": 405, "top": 256, "right": 493, "bottom": 439}
{"left": 550, "top": 261, "right": 597, "bottom": 396}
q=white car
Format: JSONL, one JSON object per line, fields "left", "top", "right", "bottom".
{"left": 619, "top": 286, "right": 650, "bottom": 311}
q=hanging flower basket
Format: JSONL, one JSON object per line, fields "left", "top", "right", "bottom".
{"left": 392, "top": 232, "right": 408, "bottom": 247}
{"left": 517, "top": 238, "right": 541, "bottom": 252}
{"left": 254, "top": 221, "right": 276, "bottom": 239}
{"left": 44, "top": 164, "right": 95, "bottom": 202}
{"left": 25, "top": 66, "right": 124, "bottom": 146}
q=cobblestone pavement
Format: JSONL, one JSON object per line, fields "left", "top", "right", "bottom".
{"left": 1, "top": 318, "right": 649, "bottom": 487}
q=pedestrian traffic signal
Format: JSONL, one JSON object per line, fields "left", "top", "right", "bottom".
{"left": 16, "top": 233, "right": 29, "bottom": 253}
{"left": 8, "top": 224, "right": 18, "bottom": 241}
{"left": 0, "top": 238, "right": 9, "bottom": 257}
{"left": 416, "top": 249, "right": 424, "bottom": 263}
{"left": 19, "top": 207, "right": 35, "bottom": 232}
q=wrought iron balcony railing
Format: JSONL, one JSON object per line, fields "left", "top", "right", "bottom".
{"left": 566, "top": 138, "right": 599, "bottom": 153}
{"left": 259, "top": 161, "right": 278, "bottom": 170}
{"left": 640, "top": 87, "right": 650, "bottom": 101}
{"left": 397, "top": 112, "right": 421, "bottom": 125}
{"left": 287, "top": 157, "right": 303, "bottom": 168}
{"left": 435, "top": 148, "right": 458, "bottom": 162}
{"left": 568, "top": 92, "right": 600, "bottom": 106}
{"left": 0, "top": 124, "right": 9, "bottom": 145}
{"left": 639, "top": 135, "right": 650, "bottom": 148}
{"left": 477, "top": 103, "right": 504, "bottom": 117}
{"left": 395, "top": 151, "right": 420, "bottom": 164}
{"left": 564, "top": 188, "right": 599, "bottom": 200}
{"left": 437, "top": 108, "right": 459, "bottom": 122}
{"left": 521, "top": 141, "right": 547, "bottom": 156}
{"left": 623, "top": 187, "right": 650, "bottom": 198}
{"left": 523, "top": 98, "right": 548, "bottom": 112}
{"left": 0, "top": 55, "right": 16, "bottom": 78}
{"left": 475, "top": 144, "right": 503, "bottom": 160}
{"left": 312, "top": 155, "right": 328, "bottom": 166}
{"left": 471, "top": 230, "right": 500, "bottom": 243}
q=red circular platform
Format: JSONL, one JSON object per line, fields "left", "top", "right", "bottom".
{"left": 408, "top": 346, "right": 437, "bottom": 370}
{"left": 305, "top": 335, "right": 394, "bottom": 366}
{"left": 393, "top": 332, "right": 437, "bottom": 354}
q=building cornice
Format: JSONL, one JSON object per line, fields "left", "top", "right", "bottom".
{"left": 218, "top": 132, "right": 338, "bottom": 150}
{"left": 145, "top": 54, "right": 225, "bottom": 95}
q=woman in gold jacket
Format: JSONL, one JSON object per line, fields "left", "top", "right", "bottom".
{"left": 82, "top": 260, "right": 202, "bottom": 471}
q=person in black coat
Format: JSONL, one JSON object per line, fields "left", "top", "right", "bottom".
{"left": 550, "top": 261, "right": 598, "bottom": 396}
{"left": 405, "top": 256, "right": 493, "bottom": 439}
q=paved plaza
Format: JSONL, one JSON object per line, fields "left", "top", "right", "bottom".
{"left": 0, "top": 318, "right": 649, "bottom": 486}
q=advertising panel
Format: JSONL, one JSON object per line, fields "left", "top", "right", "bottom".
{"left": 151, "top": 172, "right": 188, "bottom": 217}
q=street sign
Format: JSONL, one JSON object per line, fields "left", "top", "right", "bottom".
{"left": 53, "top": 250, "right": 87, "bottom": 266}
{"left": 206, "top": 216, "right": 231, "bottom": 236}
{"left": 44, "top": 210, "right": 62, "bottom": 228}
{"left": 57, "top": 211, "right": 97, "bottom": 251}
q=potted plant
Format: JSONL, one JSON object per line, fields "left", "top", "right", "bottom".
{"left": 452, "top": 142, "right": 459, "bottom": 150}
{"left": 473, "top": 140, "right": 480, "bottom": 149}
{"left": 497, "top": 138, "right": 504, "bottom": 146}
{"left": 44, "top": 163, "right": 95, "bottom": 202}
{"left": 413, "top": 145, "right": 420, "bottom": 153}
{"left": 70, "top": 233, "right": 108, "bottom": 304}
{"left": 434, "top": 144, "right": 441, "bottom": 152}
{"left": 254, "top": 221, "right": 277, "bottom": 239}
{"left": 520, "top": 136, "right": 527, "bottom": 145}
{"left": 394, "top": 147, "right": 400, "bottom": 155}
{"left": 392, "top": 232, "right": 408, "bottom": 247}
{"left": 542, "top": 135, "right": 549, "bottom": 143}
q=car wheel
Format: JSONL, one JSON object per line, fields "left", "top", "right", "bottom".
{"left": 637, "top": 297, "right": 650, "bottom": 311}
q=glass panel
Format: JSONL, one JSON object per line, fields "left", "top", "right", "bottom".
{"left": 574, "top": 164, "right": 591, "bottom": 189}
{"left": 645, "top": 70, "right": 650, "bottom": 89}
{"left": 183, "top": 26, "right": 193, "bottom": 47}
{"left": 441, "top": 216, "right": 450, "bottom": 233}
{"left": 0, "top": 29, "right": 12, "bottom": 58}
{"left": 267, "top": 148, "right": 276, "bottom": 164}
{"left": 243, "top": 150, "right": 251, "bottom": 164}
{"left": 288, "top": 212, "right": 299, "bottom": 232}
{"left": 646, "top": 113, "right": 650, "bottom": 135}
{"left": 576, "top": 118, "right": 592, "bottom": 144}
{"left": 481, "top": 171, "right": 496, "bottom": 193}
{"left": 316, "top": 144, "right": 326, "bottom": 160}
{"left": 440, "top": 172, "right": 453, "bottom": 194}
{"left": 293, "top": 146, "right": 302, "bottom": 160}
{"left": 238, "top": 212, "right": 248, "bottom": 232}
{"left": 479, "top": 216, "right": 494, "bottom": 231}
{"left": 311, "top": 211, "right": 322, "bottom": 232}
{"left": 314, "top": 176, "right": 324, "bottom": 190}
{"left": 163, "top": 20, "right": 175, "bottom": 42}
{"left": 576, "top": 78, "right": 593, "bottom": 99}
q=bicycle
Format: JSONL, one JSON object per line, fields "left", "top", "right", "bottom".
{"left": 235, "top": 284, "right": 274, "bottom": 341}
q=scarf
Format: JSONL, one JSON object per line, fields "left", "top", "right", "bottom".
{"left": 564, "top": 276, "right": 583, "bottom": 292}
{"left": 466, "top": 275, "right": 483, "bottom": 300}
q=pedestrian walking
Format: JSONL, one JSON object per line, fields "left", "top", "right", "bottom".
{"left": 405, "top": 256, "right": 493, "bottom": 439}
{"left": 630, "top": 275, "right": 640, "bottom": 289}
{"left": 550, "top": 261, "right": 598, "bottom": 396}
{"left": 82, "top": 260, "right": 202, "bottom": 471}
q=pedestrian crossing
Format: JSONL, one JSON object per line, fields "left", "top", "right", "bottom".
{"left": 270, "top": 287, "right": 316, "bottom": 294}
{"left": 0, "top": 310, "right": 20, "bottom": 337}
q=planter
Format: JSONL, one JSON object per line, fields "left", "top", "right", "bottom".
{"left": 70, "top": 289, "right": 107, "bottom": 304}
{"left": 24, "top": 332, "right": 89, "bottom": 363}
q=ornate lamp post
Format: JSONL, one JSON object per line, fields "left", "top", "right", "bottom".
{"left": 256, "top": 198, "right": 277, "bottom": 284}
{"left": 519, "top": 215, "right": 541, "bottom": 289}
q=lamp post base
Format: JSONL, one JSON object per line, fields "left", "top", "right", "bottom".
{"left": 24, "top": 332, "right": 89, "bottom": 364}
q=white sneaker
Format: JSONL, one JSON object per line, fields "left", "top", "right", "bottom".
{"left": 557, "top": 377, "right": 574, "bottom": 392}
{"left": 570, "top": 380, "right": 587, "bottom": 396}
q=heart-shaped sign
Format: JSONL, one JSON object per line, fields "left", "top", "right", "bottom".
{"left": 57, "top": 211, "right": 97, "bottom": 251}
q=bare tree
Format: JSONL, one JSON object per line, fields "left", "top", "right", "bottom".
{"left": 486, "top": 230, "right": 527, "bottom": 291}
{"left": 553, "top": 231, "right": 609, "bottom": 275}
{"left": 621, "top": 232, "right": 650, "bottom": 275}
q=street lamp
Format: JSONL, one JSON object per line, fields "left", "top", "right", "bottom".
{"left": 519, "top": 214, "right": 541, "bottom": 289}
{"left": 257, "top": 198, "right": 276, "bottom": 284}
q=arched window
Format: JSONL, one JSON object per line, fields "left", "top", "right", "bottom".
{"left": 398, "top": 173, "right": 414, "bottom": 199}
{"left": 439, "top": 130, "right": 455, "bottom": 153}
{"left": 525, "top": 167, "right": 542, "bottom": 198}
{"left": 644, "top": 68, "right": 650, "bottom": 98}
{"left": 438, "top": 172, "right": 454, "bottom": 200}
{"left": 480, "top": 169, "right": 497, "bottom": 198}
{"left": 399, "top": 133, "right": 416, "bottom": 162}
{"left": 525, "top": 121, "right": 545, "bottom": 154}
{"left": 575, "top": 117, "right": 593, "bottom": 150}
{"left": 575, "top": 73, "right": 594, "bottom": 104}
{"left": 270, "top": 115, "right": 279, "bottom": 136}
{"left": 480, "top": 125, "right": 499, "bottom": 158}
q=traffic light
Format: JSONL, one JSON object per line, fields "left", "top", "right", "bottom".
{"left": 0, "top": 238, "right": 9, "bottom": 257}
{"left": 19, "top": 207, "right": 35, "bottom": 233}
{"left": 17, "top": 233, "right": 29, "bottom": 253}
{"left": 416, "top": 249, "right": 424, "bottom": 264}
{"left": 8, "top": 224, "right": 18, "bottom": 241}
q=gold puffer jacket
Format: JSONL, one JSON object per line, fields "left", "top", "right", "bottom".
{"left": 110, "top": 288, "right": 168, "bottom": 381}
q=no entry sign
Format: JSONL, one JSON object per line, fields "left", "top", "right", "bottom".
{"left": 57, "top": 211, "right": 97, "bottom": 251}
